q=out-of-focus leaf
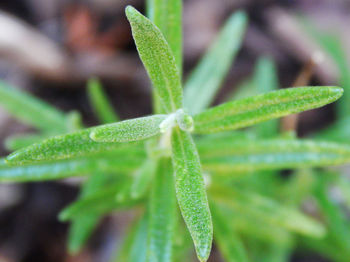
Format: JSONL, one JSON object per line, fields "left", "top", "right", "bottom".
{"left": 171, "top": 127, "right": 212, "bottom": 262}
{"left": 211, "top": 203, "right": 249, "bottom": 262}
{"left": 90, "top": 115, "right": 166, "bottom": 142}
{"left": 0, "top": 80, "right": 67, "bottom": 133}
{"left": 131, "top": 159, "right": 156, "bottom": 199}
{"left": 87, "top": 78, "right": 119, "bottom": 124}
{"left": 193, "top": 86, "right": 343, "bottom": 134}
{"left": 210, "top": 185, "right": 326, "bottom": 237}
{"left": 0, "top": 154, "right": 142, "bottom": 182}
{"left": 126, "top": 6, "right": 183, "bottom": 113}
{"left": 6, "top": 128, "right": 144, "bottom": 165}
{"left": 59, "top": 180, "right": 141, "bottom": 221}
{"left": 129, "top": 214, "right": 149, "bottom": 262}
{"left": 5, "top": 134, "right": 48, "bottom": 151}
{"left": 300, "top": 19, "right": 350, "bottom": 119}
{"left": 227, "top": 210, "right": 292, "bottom": 245}
{"left": 68, "top": 172, "right": 109, "bottom": 254}
{"left": 314, "top": 176, "right": 350, "bottom": 252}
{"left": 147, "top": 157, "right": 176, "bottom": 262}
{"left": 184, "top": 11, "right": 248, "bottom": 115}
{"left": 315, "top": 116, "right": 350, "bottom": 143}
{"left": 228, "top": 79, "right": 256, "bottom": 101}
{"left": 68, "top": 215, "right": 99, "bottom": 254}
{"left": 198, "top": 139, "right": 350, "bottom": 172}
{"left": 147, "top": 0, "right": 182, "bottom": 72}
{"left": 254, "top": 57, "right": 279, "bottom": 138}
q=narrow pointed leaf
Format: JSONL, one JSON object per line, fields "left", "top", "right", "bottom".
{"left": 148, "top": 0, "right": 182, "bottom": 72}
{"left": 198, "top": 139, "right": 350, "bottom": 172}
{"left": 184, "top": 11, "right": 248, "bottom": 115}
{"left": 193, "top": 86, "right": 343, "bottom": 134}
{"left": 0, "top": 80, "right": 67, "bottom": 133}
{"left": 90, "top": 115, "right": 166, "bottom": 142}
{"left": 171, "top": 127, "right": 212, "bottom": 262}
{"left": 211, "top": 203, "right": 249, "bottom": 262}
{"left": 147, "top": 157, "right": 176, "bottom": 262}
{"left": 0, "top": 155, "right": 142, "bottom": 182}
{"left": 6, "top": 127, "right": 144, "bottom": 165}
{"left": 126, "top": 6, "right": 183, "bottom": 113}
{"left": 87, "top": 78, "right": 119, "bottom": 124}
{"left": 254, "top": 57, "right": 279, "bottom": 138}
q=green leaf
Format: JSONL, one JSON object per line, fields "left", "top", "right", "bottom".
{"left": 254, "top": 57, "right": 279, "bottom": 138}
{"left": 0, "top": 154, "right": 142, "bottom": 182}
{"left": 226, "top": 210, "right": 292, "bottom": 245}
{"left": 129, "top": 214, "right": 149, "bottom": 262}
{"left": 184, "top": 11, "right": 248, "bottom": 115}
{"left": 0, "top": 80, "right": 67, "bottom": 133}
{"left": 68, "top": 215, "right": 99, "bottom": 254}
{"left": 126, "top": 6, "right": 183, "bottom": 113}
{"left": 6, "top": 127, "right": 144, "bottom": 165}
{"left": 171, "top": 127, "right": 212, "bottom": 262}
{"left": 131, "top": 159, "right": 156, "bottom": 199}
{"left": 87, "top": 78, "right": 119, "bottom": 124}
{"left": 211, "top": 203, "right": 249, "bottom": 262}
{"left": 90, "top": 115, "right": 167, "bottom": 142}
{"left": 193, "top": 86, "right": 343, "bottom": 134}
{"left": 314, "top": 176, "right": 350, "bottom": 251}
{"left": 59, "top": 181, "right": 141, "bottom": 221}
{"left": 67, "top": 172, "right": 109, "bottom": 254}
{"left": 147, "top": 0, "right": 182, "bottom": 73}
{"left": 210, "top": 185, "right": 326, "bottom": 237}
{"left": 199, "top": 139, "right": 350, "bottom": 173}
{"left": 147, "top": 157, "right": 176, "bottom": 262}
{"left": 5, "top": 134, "right": 48, "bottom": 151}
{"left": 228, "top": 78, "right": 256, "bottom": 101}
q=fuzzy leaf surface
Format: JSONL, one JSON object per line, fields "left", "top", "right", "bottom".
{"left": 90, "top": 115, "right": 167, "bottom": 142}
{"left": 199, "top": 139, "right": 350, "bottom": 172}
{"left": 171, "top": 127, "right": 212, "bottom": 262}
{"left": 147, "top": 0, "right": 182, "bottom": 72}
{"left": 184, "top": 11, "right": 248, "bottom": 115}
{"left": 193, "top": 86, "right": 343, "bottom": 134}
{"left": 6, "top": 128, "right": 144, "bottom": 165}
{"left": 126, "top": 6, "right": 183, "bottom": 113}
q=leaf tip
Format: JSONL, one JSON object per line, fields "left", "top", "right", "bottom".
{"left": 58, "top": 209, "right": 69, "bottom": 222}
{"left": 125, "top": 5, "right": 137, "bottom": 18}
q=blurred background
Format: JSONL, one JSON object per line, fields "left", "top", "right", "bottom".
{"left": 0, "top": 0, "right": 349, "bottom": 261}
